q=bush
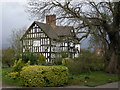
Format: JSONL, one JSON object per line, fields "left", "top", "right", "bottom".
{"left": 45, "top": 62, "right": 54, "bottom": 66}
{"left": 20, "top": 65, "right": 68, "bottom": 87}
{"left": 63, "top": 50, "right": 104, "bottom": 75}
{"left": 76, "top": 50, "right": 104, "bottom": 72}
{"left": 8, "top": 72, "right": 19, "bottom": 79}
{"left": 22, "top": 52, "right": 37, "bottom": 65}
{"left": 12, "top": 59, "right": 30, "bottom": 72}
{"left": 2, "top": 48, "right": 15, "bottom": 67}
{"left": 64, "top": 60, "right": 85, "bottom": 75}
{"left": 53, "top": 57, "right": 62, "bottom": 65}
{"left": 37, "top": 54, "right": 46, "bottom": 65}
{"left": 13, "top": 59, "right": 23, "bottom": 72}
{"left": 60, "top": 51, "right": 70, "bottom": 58}
{"left": 62, "top": 58, "right": 73, "bottom": 65}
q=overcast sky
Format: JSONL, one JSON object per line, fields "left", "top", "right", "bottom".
{"left": 1, "top": 1, "right": 34, "bottom": 49}
{"left": 1, "top": 1, "right": 89, "bottom": 49}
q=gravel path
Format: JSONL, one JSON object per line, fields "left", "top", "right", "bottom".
{"left": 65, "top": 82, "right": 119, "bottom": 88}
{"left": 95, "top": 82, "right": 119, "bottom": 88}
{"left": 1, "top": 81, "right": 120, "bottom": 88}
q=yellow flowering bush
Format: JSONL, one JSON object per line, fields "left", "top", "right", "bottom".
{"left": 13, "top": 59, "right": 30, "bottom": 72}
{"left": 8, "top": 72, "right": 19, "bottom": 79}
{"left": 20, "top": 65, "right": 68, "bottom": 87}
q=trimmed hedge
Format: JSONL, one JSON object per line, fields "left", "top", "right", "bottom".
{"left": 20, "top": 65, "right": 68, "bottom": 87}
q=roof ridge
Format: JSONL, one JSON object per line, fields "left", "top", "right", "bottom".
{"left": 56, "top": 25, "right": 72, "bottom": 28}
{"left": 35, "top": 21, "right": 72, "bottom": 28}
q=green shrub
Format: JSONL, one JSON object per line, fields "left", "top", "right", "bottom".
{"left": 65, "top": 60, "right": 86, "bottom": 75}
{"left": 2, "top": 48, "right": 15, "bottom": 67}
{"left": 20, "top": 65, "right": 68, "bottom": 87}
{"left": 22, "top": 52, "right": 37, "bottom": 65}
{"left": 13, "top": 59, "right": 23, "bottom": 72}
{"left": 37, "top": 54, "right": 46, "bottom": 65}
{"left": 45, "top": 62, "right": 54, "bottom": 66}
{"left": 63, "top": 50, "right": 104, "bottom": 75}
{"left": 24, "top": 60, "right": 31, "bottom": 66}
{"left": 60, "top": 51, "right": 70, "bottom": 58}
{"left": 89, "top": 56, "right": 104, "bottom": 71}
{"left": 12, "top": 59, "right": 30, "bottom": 72}
{"left": 53, "top": 57, "right": 62, "bottom": 65}
{"left": 62, "top": 58, "right": 73, "bottom": 65}
{"left": 8, "top": 72, "right": 19, "bottom": 79}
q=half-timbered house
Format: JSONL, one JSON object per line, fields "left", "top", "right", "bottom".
{"left": 20, "top": 15, "right": 80, "bottom": 62}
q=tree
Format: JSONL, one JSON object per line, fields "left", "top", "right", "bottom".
{"left": 26, "top": 1, "right": 120, "bottom": 73}
{"left": 2, "top": 28, "right": 26, "bottom": 67}
{"left": 2, "top": 48, "right": 15, "bottom": 67}
{"left": 9, "top": 28, "right": 26, "bottom": 59}
{"left": 0, "top": 50, "right": 2, "bottom": 67}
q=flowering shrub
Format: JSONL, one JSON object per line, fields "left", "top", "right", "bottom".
{"left": 8, "top": 72, "right": 19, "bottom": 79}
{"left": 12, "top": 59, "right": 30, "bottom": 72}
{"left": 20, "top": 65, "right": 68, "bottom": 87}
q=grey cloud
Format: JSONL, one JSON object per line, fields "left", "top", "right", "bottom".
{"left": 2, "top": 2, "right": 33, "bottom": 49}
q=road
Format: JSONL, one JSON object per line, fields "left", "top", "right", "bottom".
{"left": 1, "top": 81, "right": 120, "bottom": 88}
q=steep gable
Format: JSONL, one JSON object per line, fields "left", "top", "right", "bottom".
{"left": 21, "top": 21, "right": 74, "bottom": 41}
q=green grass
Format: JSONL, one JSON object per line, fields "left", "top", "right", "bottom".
{"left": 68, "top": 71, "right": 119, "bottom": 87}
{"left": 2, "top": 67, "right": 23, "bottom": 86}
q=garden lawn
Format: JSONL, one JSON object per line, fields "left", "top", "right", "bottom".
{"left": 68, "top": 71, "right": 119, "bottom": 87}
{"left": 2, "top": 68, "right": 23, "bottom": 86}
{"left": 2, "top": 68, "right": 119, "bottom": 87}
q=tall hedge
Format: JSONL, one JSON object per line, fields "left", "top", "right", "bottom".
{"left": 20, "top": 65, "right": 68, "bottom": 87}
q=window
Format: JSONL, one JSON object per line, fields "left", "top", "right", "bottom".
{"left": 33, "top": 40, "right": 40, "bottom": 46}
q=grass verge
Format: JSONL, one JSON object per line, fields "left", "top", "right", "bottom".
{"left": 2, "top": 67, "right": 23, "bottom": 86}
{"left": 68, "top": 71, "right": 119, "bottom": 87}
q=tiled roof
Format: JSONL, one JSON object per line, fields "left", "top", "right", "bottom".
{"left": 21, "top": 21, "right": 79, "bottom": 43}
{"left": 35, "top": 21, "right": 58, "bottom": 39}
{"left": 35, "top": 21, "right": 73, "bottom": 39}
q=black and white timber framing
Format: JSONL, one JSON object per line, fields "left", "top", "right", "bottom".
{"left": 20, "top": 20, "right": 80, "bottom": 62}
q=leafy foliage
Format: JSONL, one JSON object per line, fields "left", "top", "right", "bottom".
{"left": 2, "top": 68, "right": 23, "bottom": 86}
{"left": 62, "top": 58, "right": 73, "bottom": 66}
{"left": 53, "top": 57, "right": 62, "bottom": 65}
{"left": 20, "top": 65, "right": 68, "bottom": 87}
{"left": 37, "top": 54, "right": 46, "bottom": 65}
{"left": 22, "top": 52, "right": 37, "bottom": 65}
{"left": 22, "top": 53, "right": 47, "bottom": 65}
{"left": 2, "top": 48, "right": 15, "bottom": 67}
{"left": 63, "top": 50, "right": 104, "bottom": 74}
{"left": 53, "top": 51, "right": 70, "bottom": 65}
{"left": 12, "top": 59, "right": 30, "bottom": 72}
{"left": 60, "top": 51, "right": 70, "bottom": 58}
{"left": 8, "top": 72, "right": 19, "bottom": 79}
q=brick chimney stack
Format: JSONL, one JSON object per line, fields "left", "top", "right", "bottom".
{"left": 46, "top": 15, "right": 56, "bottom": 27}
